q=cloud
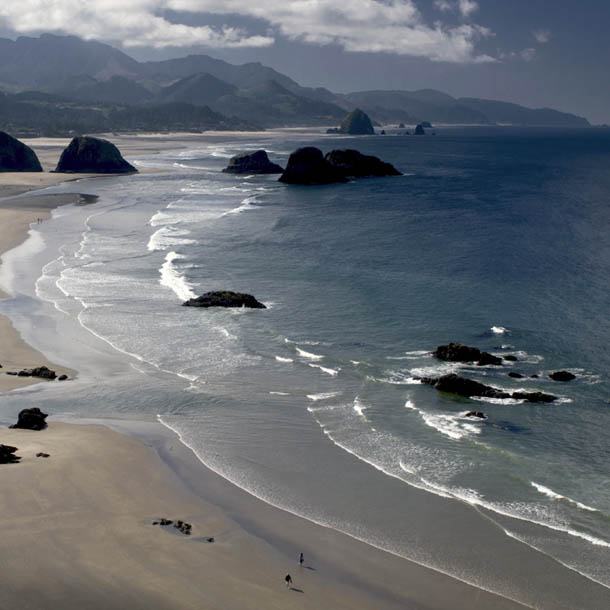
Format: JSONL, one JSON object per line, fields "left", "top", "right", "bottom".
{"left": 0, "top": 0, "right": 494, "bottom": 62}
{"left": 434, "top": 0, "right": 478, "bottom": 17}
{"left": 533, "top": 28, "right": 550, "bottom": 43}
{"left": 434, "top": 0, "right": 453, "bottom": 10}
{"left": 520, "top": 47, "right": 536, "bottom": 61}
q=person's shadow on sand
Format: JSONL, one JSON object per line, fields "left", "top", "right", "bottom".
{"left": 289, "top": 587, "right": 304, "bottom": 593}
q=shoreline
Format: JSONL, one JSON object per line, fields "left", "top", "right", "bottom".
{"left": 0, "top": 418, "right": 531, "bottom": 610}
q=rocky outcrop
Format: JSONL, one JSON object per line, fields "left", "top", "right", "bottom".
{"left": 414, "top": 124, "right": 426, "bottom": 135}
{"left": 508, "top": 372, "right": 523, "bottom": 378}
{"left": 503, "top": 355, "right": 518, "bottom": 362}
{"left": 9, "top": 407, "right": 48, "bottom": 430}
{"left": 16, "top": 366, "right": 56, "bottom": 379}
{"left": 325, "top": 149, "right": 402, "bottom": 178}
{"left": 222, "top": 150, "right": 283, "bottom": 174}
{"left": 278, "top": 147, "right": 347, "bottom": 185}
{"left": 0, "top": 444, "right": 21, "bottom": 464}
{"left": 183, "top": 291, "right": 266, "bottom": 309}
{"left": 55, "top": 136, "right": 137, "bottom": 174}
{"left": 0, "top": 131, "right": 42, "bottom": 172}
{"left": 549, "top": 370, "right": 575, "bottom": 382}
{"left": 433, "top": 343, "right": 503, "bottom": 366}
{"left": 420, "top": 373, "right": 557, "bottom": 403}
{"left": 339, "top": 109, "right": 375, "bottom": 135}
{"left": 464, "top": 411, "right": 487, "bottom": 419}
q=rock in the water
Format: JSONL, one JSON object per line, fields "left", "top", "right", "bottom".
{"left": 222, "top": 150, "right": 283, "bottom": 174}
{"left": 183, "top": 291, "right": 266, "bottom": 309}
{"left": 339, "top": 108, "right": 374, "bottom": 135}
{"left": 512, "top": 391, "right": 557, "bottom": 403}
{"left": 433, "top": 343, "right": 503, "bottom": 366}
{"left": 58, "top": 374, "right": 68, "bottom": 381}
{"left": 278, "top": 147, "right": 347, "bottom": 185}
{"left": 55, "top": 136, "right": 137, "bottom": 174}
{"left": 508, "top": 372, "right": 524, "bottom": 378}
{"left": 0, "top": 131, "right": 43, "bottom": 172}
{"left": 324, "top": 149, "right": 402, "bottom": 178}
{"left": 16, "top": 366, "right": 56, "bottom": 379}
{"left": 549, "top": 370, "right": 576, "bottom": 382}
{"left": 421, "top": 374, "right": 510, "bottom": 399}
{"left": 414, "top": 124, "right": 426, "bottom": 135}
{"left": 0, "top": 444, "right": 21, "bottom": 464}
{"left": 503, "top": 355, "right": 518, "bottom": 362}
{"left": 9, "top": 407, "right": 48, "bottom": 430}
{"left": 464, "top": 411, "right": 487, "bottom": 419}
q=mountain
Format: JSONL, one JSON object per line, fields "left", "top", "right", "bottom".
{"left": 57, "top": 75, "right": 153, "bottom": 105}
{"left": 157, "top": 73, "right": 237, "bottom": 106}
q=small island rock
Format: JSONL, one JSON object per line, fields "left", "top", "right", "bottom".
{"left": 414, "top": 124, "right": 426, "bottom": 135}
{"left": 433, "top": 343, "right": 503, "bottom": 366}
{"left": 183, "top": 291, "right": 266, "bottom": 309}
{"left": 339, "top": 109, "right": 375, "bottom": 135}
{"left": 325, "top": 149, "right": 402, "bottom": 178}
{"left": 55, "top": 136, "right": 137, "bottom": 174}
{"left": 549, "top": 370, "right": 576, "bottom": 382}
{"left": 9, "top": 407, "right": 48, "bottom": 430}
{"left": 0, "top": 131, "right": 43, "bottom": 172}
{"left": 223, "top": 150, "right": 283, "bottom": 174}
{"left": 279, "top": 147, "right": 347, "bottom": 185}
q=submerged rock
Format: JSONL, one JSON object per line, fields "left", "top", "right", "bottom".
{"left": 549, "top": 370, "right": 576, "bottom": 382}
{"left": 433, "top": 343, "right": 503, "bottom": 366}
{"left": 222, "top": 150, "right": 283, "bottom": 174}
{"left": 0, "top": 444, "right": 21, "bottom": 464}
{"left": 0, "top": 131, "right": 43, "bottom": 172}
{"left": 503, "top": 355, "right": 518, "bottom": 362}
{"left": 9, "top": 407, "right": 48, "bottom": 430}
{"left": 512, "top": 391, "right": 557, "bottom": 403}
{"left": 278, "top": 147, "right": 347, "bottom": 185}
{"left": 183, "top": 291, "right": 266, "bottom": 309}
{"left": 55, "top": 136, "right": 137, "bottom": 174}
{"left": 325, "top": 149, "right": 402, "bottom": 177}
{"left": 339, "top": 109, "right": 374, "bottom": 135}
{"left": 508, "top": 372, "right": 524, "bottom": 378}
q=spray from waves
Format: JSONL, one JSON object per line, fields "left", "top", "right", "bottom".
{"left": 159, "top": 252, "right": 197, "bottom": 301}
{"left": 308, "top": 363, "right": 339, "bottom": 376}
{"left": 296, "top": 347, "right": 324, "bottom": 360}
{"left": 404, "top": 397, "right": 482, "bottom": 440}
{"left": 147, "top": 226, "right": 196, "bottom": 252}
{"left": 491, "top": 326, "right": 509, "bottom": 335}
{"left": 221, "top": 196, "right": 258, "bottom": 217}
{"left": 306, "top": 391, "right": 342, "bottom": 401}
{"left": 353, "top": 397, "right": 370, "bottom": 420}
{"left": 275, "top": 356, "right": 294, "bottom": 363}
{"left": 531, "top": 482, "right": 600, "bottom": 512}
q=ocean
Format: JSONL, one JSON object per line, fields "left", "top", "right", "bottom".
{"left": 1, "top": 126, "right": 609, "bottom": 608}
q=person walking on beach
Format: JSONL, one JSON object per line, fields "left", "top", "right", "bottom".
{"left": 285, "top": 574, "right": 293, "bottom": 588}
{"left": 299, "top": 552, "right": 304, "bottom": 567}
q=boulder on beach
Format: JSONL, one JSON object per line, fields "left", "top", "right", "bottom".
{"left": 9, "top": 407, "right": 48, "bottom": 430}
{"left": 338, "top": 108, "right": 375, "bottom": 135}
{"left": 278, "top": 147, "right": 347, "bottom": 185}
{"left": 16, "top": 366, "right": 57, "bottom": 379}
{"left": 0, "top": 444, "right": 21, "bottom": 464}
{"left": 55, "top": 136, "right": 137, "bottom": 174}
{"left": 0, "top": 131, "right": 43, "bottom": 172}
{"left": 549, "top": 370, "right": 576, "bottom": 382}
{"left": 222, "top": 150, "right": 283, "bottom": 174}
{"left": 433, "top": 343, "right": 503, "bottom": 366}
{"left": 324, "top": 149, "right": 402, "bottom": 178}
{"left": 183, "top": 291, "right": 266, "bottom": 309}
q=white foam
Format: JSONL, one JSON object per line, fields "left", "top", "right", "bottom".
{"left": 306, "top": 391, "right": 342, "bottom": 401}
{"left": 353, "top": 397, "right": 369, "bottom": 420}
{"left": 308, "top": 363, "right": 339, "bottom": 376}
{"left": 269, "top": 391, "right": 290, "bottom": 396}
{"left": 404, "top": 399, "right": 418, "bottom": 410}
{"left": 221, "top": 196, "right": 258, "bottom": 217}
{"left": 491, "top": 326, "right": 508, "bottom": 334}
{"left": 296, "top": 347, "right": 323, "bottom": 360}
{"left": 275, "top": 356, "right": 294, "bottom": 363}
{"left": 420, "top": 412, "right": 482, "bottom": 441}
{"left": 147, "top": 226, "right": 196, "bottom": 252}
{"left": 531, "top": 482, "right": 599, "bottom": 512}
{"left": 159, "top": 252, "right": 197, "bottom": 301}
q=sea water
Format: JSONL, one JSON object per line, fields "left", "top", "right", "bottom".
{"left": 1, "top": 127, "right": 609, "bottom": 608}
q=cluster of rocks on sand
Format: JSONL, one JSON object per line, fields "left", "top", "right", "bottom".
{"left": 2, "top": 364, "right": 68, "bottom": 381}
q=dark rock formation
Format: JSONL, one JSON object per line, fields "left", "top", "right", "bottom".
{"left": 278, "top": 147, "right": 347, "bottom": 185}
{"left": 16, "top": 366, "right": 57, "bottom": 379}
{"left": 9, "top": 407, "right": 48, "bottom": 430}
{"left": 420, "top": 121, "right": 433, "bottom": 128}
{"left": 414, "top": 124, "right": 426, "bottom": 135}
{"left": 183, "top": 291, "right": 266, "bottom": 309}
{"left": 433, "top": 343, "right": 503, "bottom": 366}
{"left": 36, "top": 452, "right": 50, "bottom": 458}
{"left": 464, "top": 411, "right": 487, "bottom": 419}
{"left": 0, "top": 444, "right": 21, "bottom": 464}
{"left": 58, "top": 374, "right": 68, "bottom": 381}
{"left": 503, "top": 355, "right": 518, "bottom": 362}
{"left": 222, "top": 150, "right": 283, "bottom": 174}
{"left": 326, "top": 127, "right": 340, "bottom": 134}
{"left": 325, "top": 149, "right": 402, "bottom": 178}
{"left": 508, "top": 372, "right": 523, "bottom": 378}
{"left": 153, "top": 517, "right": 192, "bottom": 535}
{"left": 420, "top": 373, "right": 557, "bottom": 403}
{"left": 339, "top": 109, "right": 374, "bottom": 135}
{"left": 549, "top": 370, "right": 576, "bottom": 382}
{"left": 55, "top": 136, "right": 137, "bottom": 174}
{"left": 0, "top": 131, "right": 43, "bottom": 172}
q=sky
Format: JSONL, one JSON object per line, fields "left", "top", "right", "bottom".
{"left": 0, "top": 1, "right": 608, "bottom": 122}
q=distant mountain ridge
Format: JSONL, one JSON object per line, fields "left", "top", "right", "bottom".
{"left": 0, "top": 34, "right": 591, "bottom": 130}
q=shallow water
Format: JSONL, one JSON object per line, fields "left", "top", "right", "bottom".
{"left": 1, "top": 127, "right": 609, "bottom": 608}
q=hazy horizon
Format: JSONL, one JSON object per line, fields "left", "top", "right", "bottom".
{"left": 0, "top": 1, "right": 609, "bottom": 123}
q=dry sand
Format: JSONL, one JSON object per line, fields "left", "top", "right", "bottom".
{"left": 0, "top": 422, "right": 529, "bottom": 610}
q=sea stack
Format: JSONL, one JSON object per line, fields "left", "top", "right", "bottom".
{"left": 414, "top": 124, "right": 426, "bottom": 135}
{"left": 55, "top": 136, "right": 137, "bottom": 174}
{"left": 325, "top": 149, "right": 402, "bottom": 177}
{"left": 183, "top": 291, "right": 266, "bottom": 309}
{"left": 222, "top": 150, "right": 283, "bottom": 174}
{"left": 339, "top": 109, "right": 375, "bottom": 135}
{"left": 278, "top": 147, "right": 348, "bottom": 185}
{"left": 0, "top": 131, "right": 43, "bottom": 172}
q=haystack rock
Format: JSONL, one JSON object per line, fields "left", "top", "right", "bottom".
{"left": 325, "top": 149, "right": 402, "bottom": 178}
{"left": 55, "top": 136, "right": 137, "bottom": 174}
{"left": 414, "top": 124, "right": 426, "bottom": 135}
{"left": 222, "top": 150, "right": 283, "bottom": 174}
{"left": 339, "top": 109, "right": 375, "bottom": 135}
{"left": 183, "top": 291, "right": 266, "bottom": 309}
{"left": 9, "top": 407, "right": 48, "bottom": 430}
{"left": 0, "top": 131, "right": 42, "bottom": 172}
{"left": 278, "top": 147, "right": 347, "bottom": 185}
